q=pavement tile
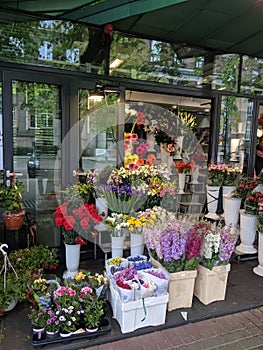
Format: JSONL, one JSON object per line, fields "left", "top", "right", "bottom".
{"left": 161, "top": 328, "right": 185, "bottom": 347}
{"left": 176, "top": 335, "right": 224, "bottom": 350}
{"left": 216, "top": 329, "right": 253, "bottom": 344}
{"left": 242, "top": 311, "right": 263, "bottom": 327}
{"left": 250, "top": 308, "right": 263, "bottom": 323}
{"left": 237, "top": 334, "right": 263, "bottom": 349}
{"left": 173, "top": 325, "right": 196, "bottom": 344}
{"left": 215, "top": 342, "right": 246, "bottom": 350}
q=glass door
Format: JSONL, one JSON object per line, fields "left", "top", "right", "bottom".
{"left": 2, "top": 77, "right": 62, "bottom": 248}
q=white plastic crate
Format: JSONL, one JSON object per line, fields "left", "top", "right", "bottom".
{"left": 108, "top": 285, "right": 168, "bottom": 333}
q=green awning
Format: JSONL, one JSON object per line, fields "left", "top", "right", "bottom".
{"left": 0, "top": 0, "right": 263, "bottom": 58}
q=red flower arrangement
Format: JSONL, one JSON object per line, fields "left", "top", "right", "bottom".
{"left": 258, "top": 117, "right": 263, "bottom": 127}
{"left": 53, "top": 202, "right": 103, "bottom": 245}
{"left": 175, "top": 161, "right": 194, "bottom": 174}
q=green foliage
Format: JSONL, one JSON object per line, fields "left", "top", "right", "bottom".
{"left": 0, "top": 181, "right": 24, "bottom": 212}
{"left": 83, "top": 295, "right": 105, "bottom": 329}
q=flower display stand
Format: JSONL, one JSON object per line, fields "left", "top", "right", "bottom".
{"left": 194, "top": 264, "right": 231, "bottom": 305}
{"left": 108, "top": 284, "right": 168, "bottom": 334}
{"left": 150, "top": 257, "right": 197, "bottom": 311}
{"left": 253, "top": 231, "right": 263, "bottom": 277}
{"left": 235, "top": 210, "right": 257, "bottom": 254}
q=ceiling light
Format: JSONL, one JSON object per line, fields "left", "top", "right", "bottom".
{"left": 88, "top": 83, "right": 104, "bottom": 101}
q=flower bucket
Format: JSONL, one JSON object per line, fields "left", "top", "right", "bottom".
{"left": 194, "top": 263, "right": 231, "bottom": 305}
{"left": 178, "top": 173, "right": 186, "bottom": 194}
{"left": 150, "top": 257, "right": 197, "bottom": 311}
{"left": 223, "top": 195, "right": 241, "bottom": 227}
{"left": 236, "top": 209, "right": 257, "bottom": 254}
{"left": 205, "top": 185, "right": 220, "bottom": 220}
{"left": 166, "top": 269, "right": 197, "bottom": 311}
{"left": 63, "top": 244, "right": 81, "bottom": 279}
{"left": 253, "top": 231, "right": 263, "bottom": 277}
{"left": 130, "top": 232, "right": 144, "bottom": 256}
{"left": 111, "top": 235, "right": 125, "bottom": 258}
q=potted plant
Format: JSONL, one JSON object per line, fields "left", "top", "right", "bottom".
{"left": 0, "top": 180, "right": 25, "bottom": 230}
{"left": 28, "top": 306, "right": 48, "bottom": 340}
{"left": 0, "top": 272, "right": 24, "bottom": 316}
{"left": 45, "top": 309, "right": 60, "bottom": 336}
{"left": 82, "top": 294, "right": 105, "bottom": 332}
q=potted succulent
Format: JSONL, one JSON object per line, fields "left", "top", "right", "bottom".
{"left": 0, "top": 180, "right": 25, "bottom": 230}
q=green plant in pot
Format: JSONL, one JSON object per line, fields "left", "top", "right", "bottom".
{"left": 0, "top": 180, "right": 25, "bottom": 230}
{"left": 82, "top": 294, "right": 105, "bottom": 331}
{"left": 0, "top": 272, "right": 25, "bottom": 316}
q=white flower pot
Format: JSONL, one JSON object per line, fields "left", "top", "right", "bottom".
{"left": 236, "top": 210, "right": 257, "bottom": 254}
{"left": 95, "top": 197, "right": 108, "bottom": 218}
{"left": 111, "top": 235, "right": 125, "bottom": 258}
{"left": 205, "top": 185, "right": 220, "bottom": 220}
{"left": 223, "top": 195, "right": 242, "bottom": 227}
{"left": 130, "top": 232, "right": 145, "bottom": 256}
{"left": 178, "top": 173, "right": 186, "bottom": 194}
{"left": 63, "top": 243, "right": 80, "bottom": 279}
{"left": 191, "top": 165, "right": 199, "bottom": 184}
{"left": 253, "top": 231, "right": 263, "bottom": 277}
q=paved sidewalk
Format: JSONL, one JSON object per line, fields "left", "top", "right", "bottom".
{"left": 85, "top": 308, "right": 263, "bottom": 350}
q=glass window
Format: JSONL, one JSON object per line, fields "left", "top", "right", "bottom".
{"left": 212, "top": 54, "right": 240, "bottom": 92}
{"left": 12, "top": 80, "right": 62, "bottom": 247}
{"left": 240, "top": 56, "right": 263, "bottom": 95}
{"left": 78, "top": 89, "right": 119, "bottom": 173}
{"left": 218, "top": 96, "right": 253, "bottom": 173}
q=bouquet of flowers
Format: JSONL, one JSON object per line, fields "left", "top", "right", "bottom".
{"left": 199, "top": 224, "right": 239, "bottom": 270}
{"left": 104, "top": 213, "right": 130, "bottom": 236}
{"left": 175, "top": 161, "right": 194, "bottom": 174}
{"left": 223, "top": 167, "right": 242, "bottom": 186}
{"left": 53, "top": 201, "right": 103, "bottom": 244}
{"left": 107, "top": 164, "right": 170, "bottom": 210}
{"left": 231, "top": 178, "right": 258, "bottom": 199}
{"left": 144, "top": 212, "right": 208, "bottom": 272}
{"left": 244, "top": 191, "right": 263, "bottom": 215}
{"left": 207, "top": 163, "right": 228, "bottom": 186}
{"left": 99, "top": 184, "right": 144, "bottom": 214}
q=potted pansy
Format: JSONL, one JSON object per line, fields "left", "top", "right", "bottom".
{"left": 88, "top": 273, "right": 108, "bottom": 299}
